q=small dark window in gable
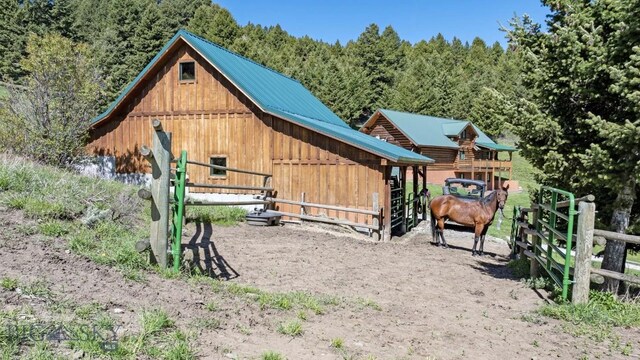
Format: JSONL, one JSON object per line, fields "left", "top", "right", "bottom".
{"left": 179, "top": 61, "right": 195, "bottom": 81}
{"left": 209, "top": 156, "right": 227, "bottom": 177}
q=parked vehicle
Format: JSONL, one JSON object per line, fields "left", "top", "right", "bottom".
{"left": 442, "top": 178, "right": 486, "bottom": 200}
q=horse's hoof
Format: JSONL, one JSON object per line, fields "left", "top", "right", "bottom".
{"left": 479, "top": 251, "right": 485, "bottom": 256}
{"left": 442, "top": 244, "right": 449, "bottom": 249}
{"left": 434, "top": 242, "right": 441, "bottom": 247}
{"left": 472, "top": 251, "right": 478, "bottom": 256}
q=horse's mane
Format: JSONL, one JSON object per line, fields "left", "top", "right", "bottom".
{"left": 480, "top": 190, "right": 497, "bottom": 205}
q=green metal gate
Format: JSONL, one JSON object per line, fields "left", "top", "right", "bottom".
{"left": 531, "top": 186, "right": 577, "bottom": 301}
{"left": 390, "top": 182, "right": 404, "bottom": 231}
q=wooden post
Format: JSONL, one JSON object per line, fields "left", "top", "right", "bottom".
{"left": 372, "top": 192, "right": 380, "bottom": 241}
{"left": 421, "top": 165, "right": 427, "bottom": 220}
{"left": 300, "top": 192, "right": 306, "bottom": 215}
{"left": 400, "top": 166, "right": 407, "bottom": 233}
{"left": 148, "top": 120, "right": 171, "bottom": 267}
{"left": 529, "top": 205, "right": 540, "bottom": 278}
{"left": 572, "top": 201, "right": 596, "bottom": 304}
{"left": 412, "top": 165, "right": 419, "bottom": 225}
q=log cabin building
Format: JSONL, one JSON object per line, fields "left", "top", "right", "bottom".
{"left": 360, "top": 109, "right": 518, "bottom": 190}
{"left": 87, "top": 30, "right": 433, "bottom": 239}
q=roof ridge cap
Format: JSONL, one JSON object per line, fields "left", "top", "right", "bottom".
{"left": 179, "top": 29, "right": 301, "bottom": 84}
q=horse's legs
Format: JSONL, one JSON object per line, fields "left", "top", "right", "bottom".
{"left": 471, "top": 225, "right": 482, "bottom": 256}
{"left": 479, "top": 226, "right": 489, "bottom": 256}
{"left": 438, "top": 219, "right": 449, "bottom": 248}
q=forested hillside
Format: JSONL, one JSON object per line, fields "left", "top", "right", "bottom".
{"left": 0, "top": 0, "right": 523, "bottom": 133}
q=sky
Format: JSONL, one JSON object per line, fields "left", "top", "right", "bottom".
{"left": 216, "top": 0, "right": 550, "bottom": 47}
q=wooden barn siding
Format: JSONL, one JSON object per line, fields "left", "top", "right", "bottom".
{"left": 362, "top": 114, "right": 412, "bottom": 149}
{"left": 88, "top": 41, "right": 386, "bottom": 224}
{"left": 269, "top": 115, "right": 385, "bottom": 224}
{"left": 88, "top": 42, "right": 272, "bottom": 193}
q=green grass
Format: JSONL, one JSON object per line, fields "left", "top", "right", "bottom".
{"left": 330, "top": 337, "right": 344, "bottom": 349}
{"left": 1, "top": 277, "right": 18, "bottom": 291}
{"left": 261, "top": 351, "right": 286, "bottom": 360}
{"left": 186, "top": 205, "right": 246, "bottom": 226}
{"left": 277, "top": 319, "right": 303, "bottom": 337}
{"left": 538, "top": 290, "right": 640, "bottom": 347}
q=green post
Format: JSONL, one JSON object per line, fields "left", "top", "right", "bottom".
{"left": 172, "top": 150, "right": 187, "bottom": 272}
{"left": 562, "top": 195, "right": 576, "bottom": 301}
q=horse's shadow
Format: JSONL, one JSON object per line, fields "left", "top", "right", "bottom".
{"left": 183, "top": 222, "right": 239, "bottom": 280}
{"left": 469, "top": 259, "right": 517, "bottom": 280}
{"left": 430, "top": 241, "right": 498, "bottom": 258}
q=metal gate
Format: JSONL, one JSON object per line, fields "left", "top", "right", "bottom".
{"left": 390, "top": 178, "right": 404, "bottom": 231}
{"left": 512, "top": 186, "right": 577, "bottom": 301}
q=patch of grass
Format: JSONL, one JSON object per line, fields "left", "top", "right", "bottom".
{"left": 22, "top": 280, "right": 54, "bottom": 300}
{"left": 261, "top": 351, "right": 285, "bottom": 360}
{"left": 192, "top": 318, "right": 221, "bottom": 330}
{"left": 507, "top": 258, "right": 530, "bottom": 278}
{"left": 141, "top": 309, "right": 175, "bottom": 336}
{"left": 222, "top": 283, "right": 336, "bottom": 315}
{"left": 38, "top": 220, "right": 71, "bottom": 237}
{"left": 277, "top": 319, "right": 303, "bottom": 337}
{"left": 539, "top": 290, "right": 640, "bottom": 352}
{"left": 330, "top": 337, "right": 344, "bottom": 349}
{"left": 540, "top": 291, "right": 640, "bottom": 328}
{"left": 205, "top": 301, "right": 218, "bottom": 312}
{"left": 521, "top": 276, "right": 553, "bottom": 290}
{"left": 74, "top": 302, "right": 103, "bottom": 320}
{"left": 356, "top": 297, "right": 382, "bottom": 311}
{"left": 186, "top": 205, "right": 246, "bottom": 226}
{"left": 1, "top": 277, "right": 18, "bottom": 291}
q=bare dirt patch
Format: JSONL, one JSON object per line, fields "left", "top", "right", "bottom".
{"left": 2, "top": 211, "right": 639, "bottom": 359}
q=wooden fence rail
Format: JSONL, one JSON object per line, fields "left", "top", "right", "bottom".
{"left": 512, "top": 192, "right": 640, "bottom": 304}
{"left": 257, "top": 195, "right": 383, "bottom": 240}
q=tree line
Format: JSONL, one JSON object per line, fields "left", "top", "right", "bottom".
{"left": 0, "top": 0, "right": 522, "bottom": 134}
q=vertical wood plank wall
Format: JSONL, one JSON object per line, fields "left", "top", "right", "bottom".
{"left": 88, "top": 41, "right": 386, "bottom": 225}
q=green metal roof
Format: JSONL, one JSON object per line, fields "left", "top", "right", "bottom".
{"left": 374, "top": 109, "right": 516, "bottom": 152}
{"left": 441, "top": 121, "right": 470, "bottom": 136}
{"left": 91, "top": 30, "right": 433, "bottom": 164}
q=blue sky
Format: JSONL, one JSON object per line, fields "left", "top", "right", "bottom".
{"left": 216, "top": 0, "right": 550, "bottom": 47}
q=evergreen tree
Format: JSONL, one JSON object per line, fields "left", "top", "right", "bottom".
{"left": 0, "top": 0, "right": 25, "bottom": 80}
{"left": 509, "top": 0, "right": 640, "bottom": 293}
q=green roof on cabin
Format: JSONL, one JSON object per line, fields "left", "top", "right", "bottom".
{"left": 373, "top": 109, "right": 517, "bottom": 152}
{"left": 92, "top": 30, "right": 432, "bottom": 164}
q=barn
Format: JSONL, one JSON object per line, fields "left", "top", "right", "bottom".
{"left": 87, "top": 30, "right": 433, "bottom": 239}
{"left": 360, "top": 109, "right": 518, "bottom": 190}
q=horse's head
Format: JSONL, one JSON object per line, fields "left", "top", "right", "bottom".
{"left": 497, "top": 184, "right": 510, "bottom": 210}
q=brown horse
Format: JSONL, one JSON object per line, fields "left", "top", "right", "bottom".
{"left": 429, "top": 184, "right": 509, "bottom": 256}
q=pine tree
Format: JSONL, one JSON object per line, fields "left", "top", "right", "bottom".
{"left": 509, "top": 0, "right": 640, "bottom": 293}
{"left": 0, "top": 0, "right": 25, "bottom": 80}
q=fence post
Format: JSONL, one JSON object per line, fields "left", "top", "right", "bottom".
{"left": 572, "top": 201, "right": 596, "bottom": 304}
{"left": 529, "top": 204, "right": 540, "bottom": 279}
{"left": 300, "top": 192, "right": 306, "bottom": 216}
{"left": 147, "top": 119, "right": 171, "bottom": 267}
{"left": 372, "top": 192, "right": 380, "bottom": 241}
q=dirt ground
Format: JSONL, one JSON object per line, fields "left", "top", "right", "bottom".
{"left": 2, "top": 212, "right": 639, "bottom": 359}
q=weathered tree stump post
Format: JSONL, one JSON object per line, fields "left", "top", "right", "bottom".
{"left": 572, "top": 201, "right": 596, "bottom": 304}
{"left": 142, "top": 119, "right": 172, "bottom": 267}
